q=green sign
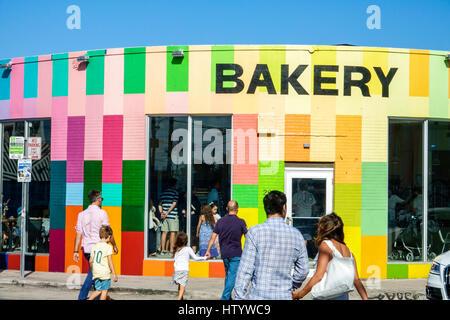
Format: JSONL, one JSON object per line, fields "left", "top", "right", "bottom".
{"left": 9, "top": 136, "right": 24, "bottom": 159}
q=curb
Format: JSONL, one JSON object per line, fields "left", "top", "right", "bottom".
{"left": 0, "top": 279, "right": 212, "bottom": 299}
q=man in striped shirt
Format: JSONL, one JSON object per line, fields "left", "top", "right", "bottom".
{"left": 158, "top": 178, "right": 179, "bottom": 255}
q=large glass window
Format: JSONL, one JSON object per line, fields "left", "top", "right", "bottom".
{"left": 388, "top": 119, "right": 450, "bottom": 263}
{"left": 1, "top": 120, "right": 50, "bottom": 254}
{"left": 146, "top": 116, "right": 232, "bottom": 259}
{"left": 191, "top": 116, "right": 231, "bottom": 259}
{"left": 427, "top": 121, "right": 450, "bottom": 259}
{"left": 388, "top": 120, "right": 423, "bottom": 262}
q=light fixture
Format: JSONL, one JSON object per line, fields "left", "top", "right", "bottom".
{"left": 172, "top": 50, "right": 184, "bottom": 58}
{"left": 0, "top": 62, "right": 11, "bottom": 69}
{"left": 77, "top": 55, "right": 89, "bottom": 62}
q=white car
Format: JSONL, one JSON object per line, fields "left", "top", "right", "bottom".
{"left": 426, "top": 250, "right": 450, "bottom": 300}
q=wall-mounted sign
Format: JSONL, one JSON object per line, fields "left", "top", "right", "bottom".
{"left": 9, "top": 136, "right": 24, "bottom": 159}
{"left": 18, "top": 158, "right": 32, "bottom": 183}
{"left": 27, "top": 137, "right": 42, "bottom": 160}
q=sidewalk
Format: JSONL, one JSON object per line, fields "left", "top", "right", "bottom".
{"left": 0, "top": 270, "right": 428, "bottom": 300}
{"left": 0, "top": 270, "right": 224, "bottom": 299}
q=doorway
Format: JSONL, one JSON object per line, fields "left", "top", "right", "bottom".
{"left": 284, "top": 166, "right": 334, "bottom": 262}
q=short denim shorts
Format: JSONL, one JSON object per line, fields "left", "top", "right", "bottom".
{"left": 94, "top": 279, "right": 111, "bottom": 291}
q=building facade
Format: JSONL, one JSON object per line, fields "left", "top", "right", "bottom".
{"left": 0, "top": 45, "right": 449, "bottom": 279}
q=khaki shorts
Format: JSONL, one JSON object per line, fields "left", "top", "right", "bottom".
{"left": 161, "top": 217, "right": 179, "bottom": 232}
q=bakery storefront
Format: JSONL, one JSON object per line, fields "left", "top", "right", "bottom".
{"left": 0, "top": 45, "right": 448, "bottom": 279}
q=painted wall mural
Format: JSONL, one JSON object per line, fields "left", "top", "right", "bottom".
{"left": 0, "top": 45, "right": 448, "bottom": 278}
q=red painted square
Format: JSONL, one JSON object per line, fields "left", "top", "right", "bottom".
{"left": 8, "top": 254, "right": 20, "bottom": 270}
{"left": 121, "top": 231, "right": 144, "bottom": 275}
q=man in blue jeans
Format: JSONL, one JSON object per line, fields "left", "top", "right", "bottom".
{"left": 73, "top": 190, "right": 118, "bottom": 300}
{"left": 205, "top": 200, "right": 247, "bottom": 300}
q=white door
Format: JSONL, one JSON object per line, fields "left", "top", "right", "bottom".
{"left": 285, "top": 167, "right": 334, "bottom": 260}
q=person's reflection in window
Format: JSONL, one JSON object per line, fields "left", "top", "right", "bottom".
{"left": 292, "top": 180, "right": 316, "bottom": 218}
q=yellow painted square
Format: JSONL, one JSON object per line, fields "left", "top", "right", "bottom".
{"left": 103, "top": 206, "right": 122, "bottom": 275}
{"left": 284, "top": 47, "right": 311, "bottom": 115}
{"left": 407, "top": 96, "right": 429, "bottom": 118}
{"left": 408, "top": 264, "right": 432, "bottom": 279}
{"left": 189, "top": 261, "right": 209, "bottom": 278}
{"left": 145, "top": 47, "right": 166, "bottom": 114}
{"left": 189, "top": 45, "right": 212, "bottom": 114}
{"left": 233, "top": 46, "right": 260, "bottom": 114}
{"left": 310, "top": 95, "right": 336, "bottom": 162}
{"left": 361, "top": 235, "right": 387, "bottom": 279}
{"left": 344, "top": 226, "right": 361, "bottom": 272}
{"left": 238, "top": 208, "right": 259, "bottom": 230}
{"left": 362, "top": 97, "right": 388, "bottom": 162}
{"left": 363, "top": 48, "right": 389, "bottom": 97}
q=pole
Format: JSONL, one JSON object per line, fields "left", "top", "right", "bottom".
{"left": 20, "top": 124, "right": 29, "bottom": 278}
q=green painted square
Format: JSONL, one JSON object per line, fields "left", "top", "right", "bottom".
{"left": 258, "top": 161, "right": 285, "bottom": 223}
{"left": 86, "top": 50, "right": 105, "bottom": 95}
{"left": 167, "top": 45, "right": 189, "bottom": 92}
{"left": 122, "top": 160, "right": 145, "bottom": 206}
{"left": 124, "top": 47, "right": 146, "bottom": 94}
{"left": 334, "top": 183, "right": 361, "bottom": 227}
{"left": 52, "top": 53, "right": 69, "bottom": 97}
{"left": 259, "top": 45, "right": 286, "bottom": 93}
{"left": 387, "top": 264, "right": 409, "bottom": 279}
{"left": 211, "top": 45, "right": 234, "bottom": 92}
{"left": 362, "top": 162, "right": 388, "bottom": 236}
{"left": 233, "top": 184, "right": 258, "bottom": 208}
{"left": 429, "top": 52, "right": 449, "bottom": 118}
{"left": 122, "top": 205, "right": 144, "bottom": 232}
{"left": 24, "top": 56, "right": 38, "bottom": 98}
{"left": 83, "top": 161, "right": 102, "bottom": 209}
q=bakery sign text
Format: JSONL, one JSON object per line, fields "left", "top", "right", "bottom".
{"left": 215, "top": 64, "right": 398, "bottom": 97}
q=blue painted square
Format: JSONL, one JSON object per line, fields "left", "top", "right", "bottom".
{"left": 101, "top": 183, "right": 122, "bottom": 207}
{"left": 66, "top": 183, "right": 84, "bottom": 206}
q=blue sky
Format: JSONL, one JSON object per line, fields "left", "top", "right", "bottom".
{"left": 0, "top": 0, "right": 449, "bottom": 59}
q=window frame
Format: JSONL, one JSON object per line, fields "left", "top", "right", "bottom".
{"left": 387, "top": 117, "right": 450, "bottom": 263}
{"left": 144, "top": 114, "right": 233, "bottom": 261}
{"left": 0, "top": 118, "right": 51, "bottom": 256}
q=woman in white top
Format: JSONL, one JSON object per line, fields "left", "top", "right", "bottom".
{"left": 292, "top": 213, "right": 368, "bottom": 300}
{"left": 172, "top": 232, "right": 208, "bottom": 300}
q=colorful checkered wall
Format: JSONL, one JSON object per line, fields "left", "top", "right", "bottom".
{"left": 0, "top": 45, "right": 448, "bottom": 279}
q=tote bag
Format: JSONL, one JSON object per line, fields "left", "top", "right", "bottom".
{"left": 310, "top": 240, "right": 355, "bottom": 300}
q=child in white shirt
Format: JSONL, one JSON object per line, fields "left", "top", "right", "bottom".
{"left": 172, "top": 232, "right": 208, "bottom": 300}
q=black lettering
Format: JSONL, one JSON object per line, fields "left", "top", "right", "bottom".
{"left": 216, "top": 64, "right": 244, "bottom": 94}
{"left": 281, "top": 64, "right": 308, "bottom": 95}
{"left": 374, "top": 67, "right": 398, "bottom": 97}
{"left": 314, "top": 65, "right": 338, "bottom": 95}
{"left": 344, "top": 66, "right": 371, "bottom": 97}
{"left": 247, "top": 64, "right": 276, "bottom": 94}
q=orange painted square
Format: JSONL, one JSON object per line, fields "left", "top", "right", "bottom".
{"left": 143, "top": 260, "right": 165, "bottom": 276}
{"left": 335, "top": 115, "right": 362, "bottom": 183}
{"left": 8, "top": 254, "right": 20, "bottom": 270}
{"left": 165, "top": 260, "right": 175, "bottom": 276}
{"left": 65, "top": 206, "right": 83, "bottom": 273}
{"left": 360, "top": 235, "right": 387, "bottom": 279}
{"left": 209, "top": 261, "right": 225, "bottom": 278}
{"left": 285, "top": 114, "right": 310, "bottom": 162}
{"left": 409, "top": 49, "right": 429, "bottom": 97}
{"left": 35, "top": 255, "right": 49, "bottom": 272}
